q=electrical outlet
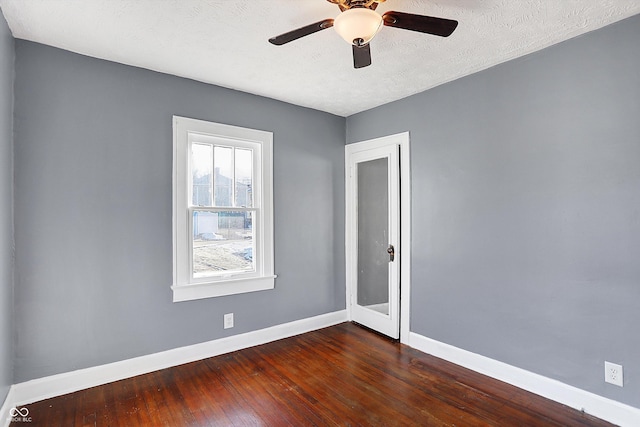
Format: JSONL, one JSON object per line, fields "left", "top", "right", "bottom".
{"left": 223, "top": 313, "right": 234, "bottom": 329}
{"left": 604, "top": 361, "right": 623, "bottom": 387}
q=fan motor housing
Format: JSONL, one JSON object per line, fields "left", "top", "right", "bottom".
{"left": 327, "top": 0, "right": 384, "bottom": 11}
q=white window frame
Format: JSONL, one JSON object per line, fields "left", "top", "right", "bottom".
{"left": 172, "top": 116, "right": 275, "bottom": 302}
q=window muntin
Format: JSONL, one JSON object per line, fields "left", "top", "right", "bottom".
{"left": 173, "top": 116, "right": 274, "bottom": 302}
{"left": 188, "top": 136, "right": 261, "bottom": 282}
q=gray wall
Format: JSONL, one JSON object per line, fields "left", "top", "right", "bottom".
{"left": 347, "top": 14, "right": 640, "bottom": 407}
{"left": 0, "top": 10, "right": 14, "bottom": 406}
{"left": 13, "top": 41, "right": 345, "bottom": 382}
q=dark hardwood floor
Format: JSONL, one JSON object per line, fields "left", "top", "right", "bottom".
{"left": 14, "top": 322, "right": 614, "bottom": 426}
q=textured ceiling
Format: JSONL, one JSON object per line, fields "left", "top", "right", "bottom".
{"left": 1, "top": 0, "right": 639, "bottom": 117}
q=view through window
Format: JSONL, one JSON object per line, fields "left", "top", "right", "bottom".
{"left": 191, "top": 143, "right": 255, "bottom": 277}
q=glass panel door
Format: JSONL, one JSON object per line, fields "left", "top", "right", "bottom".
{"left": 347, "top": 142, "right": 400, "bottom": 339}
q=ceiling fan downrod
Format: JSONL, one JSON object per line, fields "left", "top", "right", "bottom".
{"left": 327, "top": 0, "right": 386, "bottom": 12}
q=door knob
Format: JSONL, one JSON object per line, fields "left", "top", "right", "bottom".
{"left": 387, "top": 244, "right": 395, "bottom": 262}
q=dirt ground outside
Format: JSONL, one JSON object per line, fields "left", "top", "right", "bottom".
{"left": 193, "top": 228, "right": 253, "bottom": 274}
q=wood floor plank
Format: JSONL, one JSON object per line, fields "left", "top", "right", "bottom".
{"left": 139, "top": 370, "right": 179, "bottom": 426}
{"left": 301, "top": 325, "right": 492, "bottom": 426}
{"left": 12, "top": 322, "right": 616, "bottom": 426}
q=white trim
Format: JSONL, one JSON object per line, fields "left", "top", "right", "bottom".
{"left": 172, "top": 116, "right": 275, "bottom": 302}
{"left": 398, "top": 134, "right": 411, "bottom": 344}
{"left": 9, "top": 310, "right": 348, "bottom": 407}
{"left": 7, "top": 321, "right": 636, "bottom": 426}
{"left": 345, "top": 132, "right": 411, "bottom": 344}
{"left": 1, "top": 387, "right": 16, "bottom": 427}
{"left": 408, "top": 331, "right": 640, "bottom": 427}
{"left": 172, "top": 275, "right": 276, "bottom": 302}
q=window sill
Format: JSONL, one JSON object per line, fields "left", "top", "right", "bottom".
{"left": 172, "top": 275, "right": 276, "bottom": 302}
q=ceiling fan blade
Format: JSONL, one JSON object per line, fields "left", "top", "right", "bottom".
{"left": 382, "top": 11, "right": 458, "bottom": 37}
{"left": 353, "top": 43, "right": 372, "bottom": 69}
{"left": 269, "top": 19, "right": 334, "bottom": 45}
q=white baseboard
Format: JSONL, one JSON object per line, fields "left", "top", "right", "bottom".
{"left": 1, "top": 387, "right": 16, "bottom": 427}
{"left": 408, "top": 331, "right": 640, "bottom": 427}
{"left": 9, "top": 310, "right": 348, "bottom": 409}
{"left": 9, "top": 316, "right": 634, "bottom": 426}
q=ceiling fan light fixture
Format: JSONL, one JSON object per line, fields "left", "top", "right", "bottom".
{"left": 334, "top": 7, "right": 383, "bottom": 45}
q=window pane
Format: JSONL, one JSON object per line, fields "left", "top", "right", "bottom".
{"left": 235, "top": 148, "right": 253, "bottom": 207}
{"left": 192, "top": 210, "right": 255, "bottom": 277}
{"left": 192, "top": 143, "right": 212, "bottom": 206}
{"left": 214, "top": 146, "right": 233, "bottom": 207}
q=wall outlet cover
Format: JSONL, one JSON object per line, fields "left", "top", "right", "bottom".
{"left": 604, "top": 361, "right": 623, "bottom": 387}
{"left": 224, "top": 313, "right": 234, "bottom": 329}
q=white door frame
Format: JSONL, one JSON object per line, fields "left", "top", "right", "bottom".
{"left": 345, "top": 132, "right": 411, "bottom": 344}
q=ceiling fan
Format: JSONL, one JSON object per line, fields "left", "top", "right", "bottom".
{"left": 268, "top": 0, "right": 458, "bottom": 69}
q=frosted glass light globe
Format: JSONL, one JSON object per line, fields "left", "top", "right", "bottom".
{"left": 334, "top": 8, "right": 383, "bottom": 45}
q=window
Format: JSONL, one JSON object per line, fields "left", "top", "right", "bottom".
{"left": 172, "top": 116, "right": 274, "bottom": 302}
